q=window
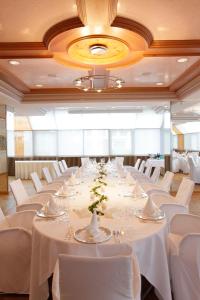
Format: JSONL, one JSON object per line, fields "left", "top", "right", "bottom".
{"left": 110, "top": 130, "right": 132, "bottom": 155}
{"left": 84, "top": 130, "right": 109, "bottom": 156}
{"left": 134, "top": 129, "right": 161, "bottom": 155}
{"left": 33, "top": 131, "right": 57, "bottom": 156}
{"left": 58, "top": 130, "right": 83, "bottom": 156}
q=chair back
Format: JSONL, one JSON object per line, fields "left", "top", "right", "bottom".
{"left": 116, "top": 156, "right": 124, "bottom": 166}
{"left": 150, "top": 166, "right": 160, "bottom": 183}
{"left": 61, "top": 159, "right": 68, "bottom": 171}
{"left": 175, "top": 177, "right": 194, "bottom": 206}
{"left": 42, "top": 167, "right": 53, "bottom": 183}
{"left": 30, "top": 172, "right": 43, "bottom": 192}
{"left": 134, "top": 158, "right": 141, "bottom": 170}
{"left": 58, "top": 161, "right": 65, "bottom": 173}
{"left": 159, "top": 171, "right": 174, "bottom": 192}
{"left": 160, "top": 203, "right": 187, "bottom": 223}
{"left": 53, "top": 161, "right": 62, "bottom": 177}
{"left": 144, "top": 165, "right": 152, "bottom": 177}
{"left": 55, "top": 244, "right": 140, "bottom": 300}
{"left": 138, "top": 160, "right": 145, "bottom": 173}
{"left": 10, "top": 179, "right": 29, "bottom": 206}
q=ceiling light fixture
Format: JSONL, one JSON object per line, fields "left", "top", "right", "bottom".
{"left": 35, "top": 84, "right": 43, "bottom": 88}
{"left": 89, "top": 44, "right": 108, "bottom": 55}
{"left": 8, "top": 60, "right": 20, "bottom": 65}
{"left": 177, "top": 58, "right": 188, "bottom": 63}
{"left": 156, "top": 82, "right": 164, "bottom": 86}
{"left": 74, "top": 75, "right": 125, "bottom": 92}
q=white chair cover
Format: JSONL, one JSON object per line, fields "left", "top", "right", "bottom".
{"left": 52, "top": 243, "right": 141, "bottom": 300}
{"left": 168, "top": 214, "right": 200, "bottom": 300}
{"left": 58, "top": 161, "right": 65, "bottom": 173}
{"left": 53, "top": 161, "right": 62, "bottom": 177}
{"left": 61, "top": 160, "right": 68, "bottom": 171}
{"left": 159, "top": 171, "right": 174, "bottom": 192}
{"left": 0, "top": 210, "right": 35, "bottom": 293}
{"left": 144, "top": 165, "right": 152, "bottom": 178}
{"left": 160, "top": 203, "right": 188, "bottom": 222}
{"left": 138, "top": 160, "right": 145, "bottom": 173}
{"left": 188, "top": 156, "right": 200, "bottom": 183}
{"left": 43, "top": 167, "right": 53, "bottom": 183}
{"left": 134, "top": 158, "right": 141, "bottom": 170}
{"left": 10, "top": 178, "right": 29, "bottom": 205}
{"left": 175, "top": 177, "right": 194, "bottom": 206}
{"left": 30, "top": 172, "right": 60, "bottom": 193}
{"left": 150, "top": 166, "right": 160, "bottom": 183}
{"left": 116, "top": 156, "right": 124, "bottom": 166}
{"left": 81, "top": 157, "right": 90, "bottom": 167}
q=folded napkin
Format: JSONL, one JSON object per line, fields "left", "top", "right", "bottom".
{"left": 68, "top": 174, "right": 77, "bottom": 185}
{"left": 45, "top": 196, "right": 59, "bottom": 215}
{"left": 118, "top": 166, "right": 127, "bottom": 178}
{"left": 75, "top": 167, "right": 82, "bottom": 178}
{"left": 86, "top": 210, "right": 101, "bottom": 239}
{"left": 142, "top": 195, "right": 161, "bottom": 218}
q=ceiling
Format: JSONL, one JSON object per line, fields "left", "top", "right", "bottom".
{"left": 0, "top": 0, "right": 200, "bottom": 116}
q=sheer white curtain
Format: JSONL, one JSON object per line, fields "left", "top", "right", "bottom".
{"left": 134, "top": 129, "right": 161, "bottom": 154}
{"left": 84, "top": 130, "right": 109, "bottom": 156}
{"left": 58, "top": 130, "right": 83, "bottom": 156}
{"left": 110, "top": 130, "right": 132, "bottom": 155}
{"left": 33, "top": 131, "right": 57, "bottom": 156}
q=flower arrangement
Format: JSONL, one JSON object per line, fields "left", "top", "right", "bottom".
{"left": 88, "top": 163, "right": 108, "bottom": 215}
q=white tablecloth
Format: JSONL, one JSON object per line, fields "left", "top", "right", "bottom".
{"left": 15, "top": 160, "right": 56, "bottom": 179}
{"left": 146, "top": 159, "right": 165, "bottom": 168}
{"left": 29, "top": 178, "right": 172, "bottom": 300}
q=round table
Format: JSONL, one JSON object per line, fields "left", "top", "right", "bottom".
{"left": 29, "top": 178, "right": 172, "bottom": 300}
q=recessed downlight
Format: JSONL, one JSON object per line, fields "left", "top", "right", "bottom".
{"left": 35, "top": 84, "right": 43, "bottom": 88}
{"left": 177, "top": 58, "right": 188, "bottom": 63}
{"left": 89, "top": 44, "right": 108, "bottom": 55}
{"left": 8, "top": 60, "right": 20, "bottom": 65}
{"left": 156, "top": 82, "right": 164, "bottom": 86}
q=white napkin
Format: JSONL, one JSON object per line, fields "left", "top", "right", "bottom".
{"left": 118, "top": 166, "right": 127, "bottom": 178}
{"left": 133, "top": 181, "right": 144, "bottom": 197}
{"left": 86, "top": 210, "right": 101, "bottom": 239}
{"left": 142, "top": 195, "right": 161, "bottom": 218}
{"left": 45, "top": 196, "right": 59, "bottom": 215}
{"left": 75, "top": 167, "right": 82, "bottom": 178}
{"left": 68, "top": 174, "right": 76, "bottom": 185}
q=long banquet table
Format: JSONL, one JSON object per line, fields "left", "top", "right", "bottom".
{"left": 29, "top": 172, "right": 172, "bottom": 300}
{"left": 15, "top": 160, "right": 56, "bottom": 179}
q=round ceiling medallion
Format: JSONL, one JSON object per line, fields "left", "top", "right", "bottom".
{"left": 67, "top": 36, "right": 129, "bottom": 65}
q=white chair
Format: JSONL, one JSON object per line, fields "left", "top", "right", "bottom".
{"left": 150, "top": 166, "right": 160, "bottom": 183}
{"left": 61, "top": 159, "right": 68, "bottom": 171}
{"left": 188, "top": 156, "right": 200, "bottom": 183}
{"left": 10, "top": 178, "right": 51, "bottom": 211}
{"left": 30, "top": 172, "right": 61, "bottom": 193}
{"left": 116, "top": 156, "right": 124, "bottom": 166}
{"left": 138, "top": 160, "right": 145, "bottom": 173}
{"left": 142, "top": 171, "right": 174, "bottom": 194}
{"left": 144, "top": 165, "right": 152, "bottom": 178}
{"left": 160, "top": 203, "right": 188, "bottom": 222}
{"left": 134, "top": 158, "right": 141, "bottom": 170}
{"left": 179, "top": 155, "right": 190, "bottom": 174}
{"left": 0, "top": 208, "right": 35, "bottom": 293}
{"left": 58, "top": 161, "right": 66, "bottom": 173}
{"left": 52, "top": 244, "right": 141, "bottom": 300}
{"left": 168, "top": 214, "right": 200, "bottom": 300}
{"left": 42, "top": 167, "right": 64, "bottom": 184}
{"left": 151, "top": 177, "right": 194, "bottom": 207}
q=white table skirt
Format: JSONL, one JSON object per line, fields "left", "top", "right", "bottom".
{"left": 29, "top": 178, "right": 172, "bottom": 300}
{"left": 146, "top": 159, "right": 165, "bottom": 168}
{"left": 15, "top": 160, "right": 56, "bottom": 179}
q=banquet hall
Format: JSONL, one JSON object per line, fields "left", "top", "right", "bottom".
{"left": 1, "top": 1, "right": 200, "bottom": 300}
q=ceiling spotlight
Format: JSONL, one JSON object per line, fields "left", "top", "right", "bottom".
{"left": 156, "top": 82, "right": 164, "bottom": 86}
{"left": 35, "top": 84, "right": 43, "bottom": 88}
{"left": 89, "top": 44, "right": 108, "bottom": 55}
{"left": 75, "top": 79, "right": 82, "bottom": 86}
{"left": 177, "top": 58, "right": 188, "bottom": 63}
{"left": 83, "top": 88, "right": 89, "bottom": 92}
{"left": 97, "top": 89, "right": 102, "bottom": 93}
{"left": 116, "top": 79, "right": 122, "bottom": 84}
{"left": 8, "top": 60, "right": 20, "bottom": 65}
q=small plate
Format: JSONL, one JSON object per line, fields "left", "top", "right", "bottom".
{"left": 135, "top": 209, "right": 165, "bottom": 221}
{"left": 54, "top": 192, "right": 75, "bottom": 198}
{"left": 74, "top": 226, "right": 112, "bottom": 244}
{"left": 36, "top": 209, "right": 65, "bottom": 218}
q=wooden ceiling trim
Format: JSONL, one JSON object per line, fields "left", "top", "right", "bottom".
{"left": 151, "top": 40, "right": 200, "bottom": 48}
{"left": 0, "top": 42, "right": 46, "bottom": 50}
{"left": 111, "top": 16, "right": 153, "bottom": 46}
{"left": 43, "top": 17, "right": 84, "bottom": 48}
{"left": 170, "top": 59, "right": 200, "bottom": 91}
{"left": 0, "top": 67, "right": 29, "bottom": 93}
{"left": 176, "top": 74, "right": 200, "bottom": 99}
